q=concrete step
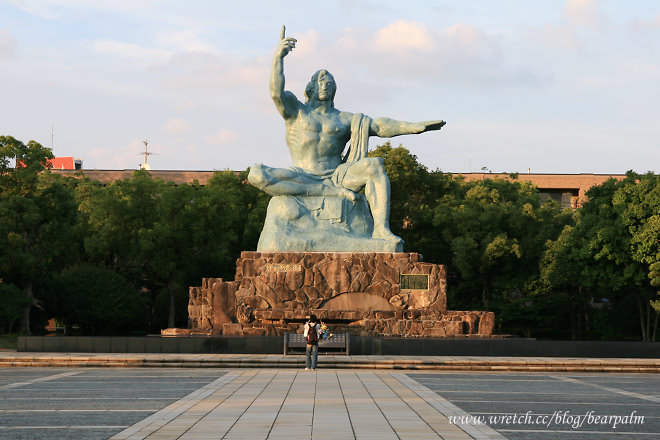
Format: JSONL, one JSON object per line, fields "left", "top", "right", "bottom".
{"left": 1, "top": 353, "right": 660, "bottom": 372}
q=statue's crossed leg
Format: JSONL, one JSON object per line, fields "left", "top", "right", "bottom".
{"left": 248, "top": 157, "right": 402, "bottom": 244}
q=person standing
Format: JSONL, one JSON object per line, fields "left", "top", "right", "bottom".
{"left": 304, "top": 315, "right": 321, "bottom": 371}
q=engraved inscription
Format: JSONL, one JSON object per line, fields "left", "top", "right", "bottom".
{"left": 400, "top": 274, "right": 429, "bottom": 290}
{"left": 264, "top": 263, "right": 302, "bottom": 272}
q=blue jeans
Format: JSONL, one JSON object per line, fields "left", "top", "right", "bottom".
{"left": 306, "top": 344, "right": 318, "bottom": 369}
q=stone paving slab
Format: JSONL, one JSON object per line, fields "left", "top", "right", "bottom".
{"left": 1, "top": 353, "right": 659, "bottom": 372}
{"left": 109, "top": 369, "right": 488, "bottom": 440}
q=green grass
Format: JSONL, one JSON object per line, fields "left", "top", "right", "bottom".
{"left": 0, "top": 334, "right": 18, "bottom": 351}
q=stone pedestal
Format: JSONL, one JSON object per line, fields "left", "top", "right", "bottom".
{"left": 183, "top": 251, "right": 495, "bottom": 338}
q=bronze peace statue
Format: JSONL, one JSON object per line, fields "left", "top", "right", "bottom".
{"left": 248, "top": 27, "right": 445, "bottom": 252}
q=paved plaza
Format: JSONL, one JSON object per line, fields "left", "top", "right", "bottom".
{"left": 1, "top": 367, "right": 659, "bottom": 439}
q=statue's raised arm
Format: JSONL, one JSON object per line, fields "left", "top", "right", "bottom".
{"left": 370, "top": 117, "right": 446, "bottom": 138}
{"left": 270, "top": 26, "right": 299, "bottom": 119}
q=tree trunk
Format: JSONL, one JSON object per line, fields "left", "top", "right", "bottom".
{"left": 167, "top": 281, "right": 176, "bottom": 329}
{"left": 20, "top": 281, "right": 33, "bottom": 335}
{"left": 576, "top": 285, "right": 584, "bottom": 340}
{"left": 647, "top": 301, "right": 651, "bottom": 342}
{"left": 569, "top": 292, "right": 576, "bottom": 340}
{"left": 653, "top": 309, "right": 659, "bottom": 342}
{"left": 638, "top": 298, "right": 648, "bottom": 342}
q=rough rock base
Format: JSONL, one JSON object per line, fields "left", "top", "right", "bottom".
{"left": 182, "top": 251, "right": 495, "bottom": 338}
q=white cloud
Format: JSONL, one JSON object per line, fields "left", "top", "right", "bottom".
{"left": 445, "top": 23, "right": 482, "bottom": 47}
{"left": 176, "top": 100, "right": 198, "bottom": 111}
{"left": 93, "top": 39, "right": 172, "bottom": 64}
{"left": 156, "top": 30, "right": 216, "bottom": 53}
{"left": 336, "top": 27, "right": 358, "bottom": 51}
{"left": 443, "top": 23, "right": 500, "bottom": 61}
{"left": 9, "top": 0, "right": 159, "bottom": 19}
{"left": 291, "top": 30, "right": 320, "bottom": 58}
{"left": 205, "top": 129, "right": 238, "bottom": 145}
{"left": 630, "top": 11, "right": 660, "bottom": 31}
{"left": 87, "top": 138, "right": 143, "bottom": 170}
{"left": 563, "top": 0, "right": 600, "bottom": 27}
{"left": 527, "top": 24, "right": 577, "bottom": 50}
{"left": 158, "top": 51, "right": 268, "bottom": 94}
{"left": 163, "top": 118, "right": 191, "bottom": 135}
{"left": 346, "top": 21, "right": 527, "bottom": 88}
{"left": 373, "top": 20, "right": 434, "bottom": 53}
{"left": 0, "top": 29, "right": 17, "bottom": 58}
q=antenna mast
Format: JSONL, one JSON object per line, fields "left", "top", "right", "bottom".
{"left": 138, "top": 139, "right": 156, "bottom": 170}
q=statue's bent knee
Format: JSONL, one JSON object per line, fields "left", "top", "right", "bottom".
{"left": 247, "top": 164, "right": 268, "bottom": 190}
{"left": 366, "top": 157, "right": 386, "bottom": 177}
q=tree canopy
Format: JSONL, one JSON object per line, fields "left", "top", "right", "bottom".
{"left": 1, "top": 135, "right": 657, "bottom": 340}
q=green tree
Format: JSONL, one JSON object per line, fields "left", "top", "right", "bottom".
{"left": 236, "top": 169, "right": 271, "bottom": 253}
{"left": 77, "top": 170, "right": 163, "bottom": 330}
{"left": 0, "top": 282, "right": 29, "bottom": 333}
{"left": 369, "top": 143, "right": 456, "bottom": 257}
{"left": 433, "top": 176, "right": 569, "bottom": 314}
{"left": 0, "top": 136, "right": 79, "bottom": 334}
{"left": 373, "top": 145, "right": 573, "bottom": 337}
{"left": 615, "top": 172, "right": 660, "bottom": 337}
{"left": 50, "top": 264, "right": 147, "bottom": 335}
{"left": 76, "top": 170, "right": 252, "bottom": 332}
{"left": 542, "top": 175, "right": 656, "bottom": 340}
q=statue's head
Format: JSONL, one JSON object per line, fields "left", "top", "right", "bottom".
{"left": 305, "top": 69, "right": 336, "bottom": 103}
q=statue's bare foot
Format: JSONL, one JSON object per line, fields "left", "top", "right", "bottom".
{"left": 373, "top": 227, "right": 403, "bottom": 243}
{"left": 338, "top": 187, "right": 358, "bottom": 202}
{"left": 322, "top": 183, "right": 358, "bottom": 202}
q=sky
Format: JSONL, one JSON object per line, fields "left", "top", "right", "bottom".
{"left": 1, "top": 0, "right": 659, "bottom": 174}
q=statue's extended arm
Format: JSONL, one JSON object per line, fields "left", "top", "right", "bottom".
{"left": 370, "top": 117, "right": 446, "bottom": 138}
{"left": 270, "top": 26, "right": 298, "bottom": 119}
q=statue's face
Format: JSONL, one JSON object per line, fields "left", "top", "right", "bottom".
{"left": 317, "top": 70, "right": 336, "bottom": 101}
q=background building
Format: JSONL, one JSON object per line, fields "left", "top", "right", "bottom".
{"left": 50, "top": 169, "right": 626, "bottom": 209}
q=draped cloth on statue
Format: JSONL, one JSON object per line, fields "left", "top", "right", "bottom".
{"left": 344, "top": 113, "right": 371, "bottom": 164}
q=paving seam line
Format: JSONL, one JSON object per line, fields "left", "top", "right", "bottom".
{"left": 109, "top": 370, "right": 244, "bottom": 440}
{"left": 551, "top": 375, "right": 660, "bottom": 404}
{"left": 0, "top": 371, "right": 81, "bottom": 390}
{"left": 335, "top": 370, "right": 358, "bottom": 440}
{"left": 212, "top": 370, "right": 280, "bottom": 440}
{"left": 354, "top": 371, "right": 405, "bottom": 440}
{"left": 267, "top": 371, "right": 316, "bottom": 440}
{"left": 149, "top": 370, "right": 258, "bottom": 440}
{"left": 392, "top": 373, "right": 509, "bottom": 440}
{"left": 111, "top": 371, "right": 245, "bottom": 440}
{"left": 310, "top": 369, "right": 319, "bottom": 440}
{"left": 380, "top": 373, "right": 472, "bottom": 440}
{"left": 264, "top": 370, "right": 298, "bottom": 440}
{"left": 339, "top": 370, "right": 397, "bottom": 438}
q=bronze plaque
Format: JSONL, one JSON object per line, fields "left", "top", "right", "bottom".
{"left": 264, "top": 263, "right": 302, "bottom": 272}
{"left": 399, "top": 274, "right": 429, "bottom": 290}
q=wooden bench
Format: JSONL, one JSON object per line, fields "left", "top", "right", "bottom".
{"left": 283, "top": 332, "right": 350, "bottom": 355}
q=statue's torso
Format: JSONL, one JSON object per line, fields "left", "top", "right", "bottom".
{"left": 285, "top": 106, "right": 352, "bottom": 174}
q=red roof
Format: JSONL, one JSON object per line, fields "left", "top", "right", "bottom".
{"left": 48, "top": 157, "right": 75, "bottom": 170}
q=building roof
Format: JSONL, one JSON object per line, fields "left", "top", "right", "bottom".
{"left": 51, "top": 169, "right": 220, "bottom": 184}
{"left": 44, "top": 157, "right": 82, "bottom": 170}
{"left": 451, "top": 172, "right": 625, "bottom": 194}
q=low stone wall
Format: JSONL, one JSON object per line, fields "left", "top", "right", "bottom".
{"left": 18, "top": 336, "right": 660, "bottom": 358}
{"left": 185, "top": 251, "right": 494, "bottom": 338}
{"left": 228, "top": 308, "right": 495, "bottom": 338}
